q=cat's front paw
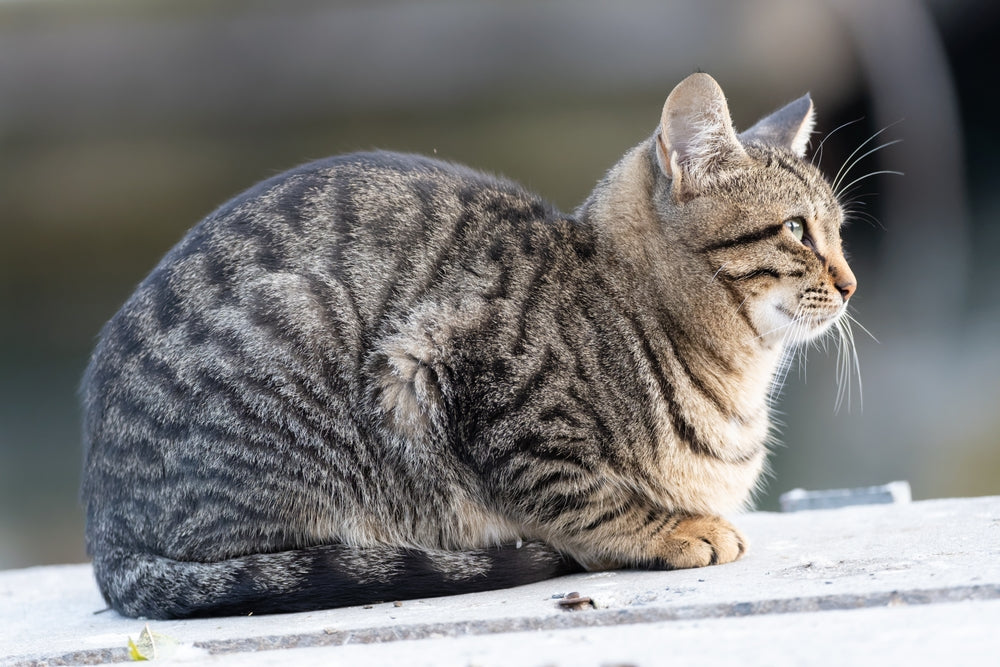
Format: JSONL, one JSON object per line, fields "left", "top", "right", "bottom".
{"left": 652, "top": 515, "right": 747, "bottom": 569}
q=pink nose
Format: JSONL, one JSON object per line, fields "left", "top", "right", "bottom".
{"left": 835, "top": 279, "right": 856, "bottom": 301}
{"left": 830, "top": 260, "right": 857, "bottom": 302}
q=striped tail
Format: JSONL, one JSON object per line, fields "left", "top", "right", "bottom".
{"left": 92, "top": 542, "right": 582, "bottom": 619}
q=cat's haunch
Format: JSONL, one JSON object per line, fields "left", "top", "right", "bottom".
{"left": 81, "top": 73, "right": 856, "bottom": 618}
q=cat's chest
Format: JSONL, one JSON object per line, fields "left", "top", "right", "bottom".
{"left": 656, "top": 420, "right": 768, "bottom": 515}
{"left": 642, "top": 358, "right": 777, "bottom": 514}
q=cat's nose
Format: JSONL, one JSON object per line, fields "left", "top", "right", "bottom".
{"left": 835, "top": 279, "right": 856, "bottom": 301}
{"left": 830, "top": 260, "right": 856, "bottom": 302}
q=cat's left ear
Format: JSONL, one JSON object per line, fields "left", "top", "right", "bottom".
{"left": 738, "top": 93, "right": 815, "bottom": 158}
{"left": 656, "top": 73, "right": 749, "bottom": 201}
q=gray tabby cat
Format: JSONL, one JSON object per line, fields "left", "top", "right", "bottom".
{"left": 81, "top": 73, "right": 857, "bottom": 619}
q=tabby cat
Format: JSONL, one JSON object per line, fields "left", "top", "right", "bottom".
{"left": 81, "top": 73, "right": 857, "bottom": 619}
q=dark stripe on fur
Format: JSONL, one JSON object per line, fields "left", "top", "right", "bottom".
{"left": 772, "top": 154, "right": 813, "bottom": 188}
{"left": 622, "top": 312, "right": 717, "bottom": 459}
{"left": 699, "top": 224, "right": 784, "bottom": 253}
{"left": 652, "top": 304, "right": 735, "bottom": 376}
{"left": 647, "top": 513, "right": 681, "bottom": 539}
{"left": 723, "top": 267, "right": 781, "bottom": 282}
{"left": 719, "top": 282, "right": 760, "bottom": 338}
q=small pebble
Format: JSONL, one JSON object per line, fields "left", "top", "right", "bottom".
{"left": 557, "top": 591, "right": 594, "bottom": 611}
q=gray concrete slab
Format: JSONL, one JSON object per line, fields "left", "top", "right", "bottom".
{"left": 188, "top": 599, "right": 1000, "bottom": 667}
{"left": 2, "top": 495, "right": 999, "bottom": 666}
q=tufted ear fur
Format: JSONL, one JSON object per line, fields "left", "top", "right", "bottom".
{"left": 739, "top": 93, "right": 815, "bottom": 158}
{"left": 655, "top": 73, "right": 749, "bottom": 201}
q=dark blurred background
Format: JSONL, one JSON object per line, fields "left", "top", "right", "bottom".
{"left": 2, "top": 0, "right": 999, "bottom": 569}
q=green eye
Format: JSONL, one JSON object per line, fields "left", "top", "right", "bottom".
{"left": 784, "top": 217, "right": 805, "bottom": 242}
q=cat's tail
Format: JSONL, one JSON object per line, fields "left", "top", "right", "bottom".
{"left": 92, "top": 541, "right": 583, "bottom": 619}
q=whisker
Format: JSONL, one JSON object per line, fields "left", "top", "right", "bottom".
{"left": 839, "top": 191, "right": 881, "bottom": 210}
{"left": 836, "top": 170, "right": 905, "bottom": 201}
{"left": 833, "top": 139, "right": 903, "bottom": 197}
{"left": 797, "top": 321, "right": 813, "bottom": 384}
{"left": 834, "top": 318, "right": 851, "bottom": 413}
{"left": 811, "top": 117, "right": 865, "bottom": 168}
{"left": 842, "top": 207, "right": 886, "bottom": 231}
{"left": 830, "top": 122, "right": 902, "bottom": 194}
{"left": 830, "top": 126, "right": 890, "bottom": 192}
{"left": 711, "top": 263, "right": 729, "bottom": 282}
{"left": 843, "top": 311, "right": 879, "bottom": 343}
{"left": 849, "top": 321, "right": 863, "bottom": 411}
{"left": 769, "top": 305, "right": 808, "bottom": 402}
{"left": 726, "top": 294, "right": 754, "bottom": 336}
{"left": 830, "top": 307, "right": 868, "bottom": 414}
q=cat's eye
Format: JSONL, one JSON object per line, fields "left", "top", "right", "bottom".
{"left": 784, "top": 217, "right": 805, "bottom": 242}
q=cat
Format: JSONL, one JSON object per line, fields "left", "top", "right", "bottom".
{"left": 80, "top": 73, "right": 857, "bottom": 619}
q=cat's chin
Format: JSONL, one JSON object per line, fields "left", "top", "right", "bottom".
{"left": 759, "top": 301, "right": 845, "bottom": 346}
{"left": 792, "top": 316, "right": 839, "bottom": 344}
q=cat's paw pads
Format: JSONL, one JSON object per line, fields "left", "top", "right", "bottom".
{"left": 655, "top": 515, "right": 747, "bottom": 569}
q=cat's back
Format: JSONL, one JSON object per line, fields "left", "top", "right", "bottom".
{"left": 170, "top": 149, "right": 546, "bottom": 273}
{"left": 173, "top": 150, "right": 558, "bottom": 322}
{"left": 85, "top": 149, "right": 557, "bottom": 369}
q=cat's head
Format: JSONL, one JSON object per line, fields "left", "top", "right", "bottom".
{"left": 653, "top": 73, "right": 856, "bottom": 348}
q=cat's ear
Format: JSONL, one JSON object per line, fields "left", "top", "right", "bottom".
{"left": 739, "top": 93, "right": 815, "bottom": 158}
{"left": 656, "top": 73, "right": 748, "bottom": 201}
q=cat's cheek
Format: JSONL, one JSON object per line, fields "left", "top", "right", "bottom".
{"left": 746, "top": 293, "right": 796, "bottom": 347}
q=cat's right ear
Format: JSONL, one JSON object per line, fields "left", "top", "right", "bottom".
{"left": 738, "top": 93, "right": 815, "bottom": 158}
{"left": 656, "top": 73, "right": 748, "bottom": 202}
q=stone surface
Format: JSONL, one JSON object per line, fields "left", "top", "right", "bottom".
{"left": 2, "top": 495, "right": 998, "bottom": 666}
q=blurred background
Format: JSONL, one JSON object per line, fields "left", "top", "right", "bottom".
{"left": 2, "top": 0, "right": 998, "bottom": 569}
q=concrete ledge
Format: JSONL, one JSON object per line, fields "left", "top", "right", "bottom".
{"left": 3, "top": 496, "right": 999, "bottom": 665}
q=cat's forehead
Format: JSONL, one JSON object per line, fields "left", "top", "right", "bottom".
{"left": 737, "top": 144, "right": 842, "bottom": 222}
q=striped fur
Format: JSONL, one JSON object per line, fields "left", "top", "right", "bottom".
{"left": 81, "top": 74, "right": 856, "bottom": 618}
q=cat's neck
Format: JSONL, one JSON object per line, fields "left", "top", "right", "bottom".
{"left": 575, "top": 142, "right": 660, "bottom": 271}
{"left": 578, "top": 139, "right": 784, "bottom": 435}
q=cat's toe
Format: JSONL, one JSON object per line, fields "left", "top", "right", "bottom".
{"left": 653, "top": 515, "right": 747, "bottom": 569}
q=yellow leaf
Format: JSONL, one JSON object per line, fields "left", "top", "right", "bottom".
{"left": 127, "top": 637, "right": 147, "bottom": 661}
{"left": 127, "top": 623, "right": 179, "bottom": 661}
